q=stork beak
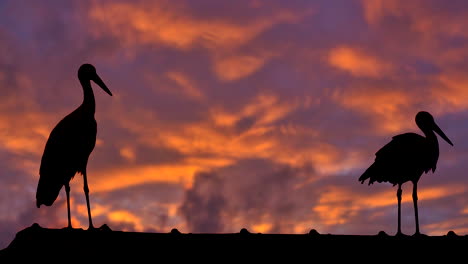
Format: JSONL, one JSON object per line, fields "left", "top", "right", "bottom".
{"left": 433, "top": 122, "right": 453, "bottom": 146}
{"left": 92, "top": 73, "right": 112, "bottom": 96}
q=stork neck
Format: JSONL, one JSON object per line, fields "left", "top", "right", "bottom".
{"left": 80, "top": 78, "right": 95, "bottom": 114}
{"left": 422, "top": 128, "right": 440, "bottom": 171}
{"left": 423, "top": 129, "right": 438, "bottom": 148}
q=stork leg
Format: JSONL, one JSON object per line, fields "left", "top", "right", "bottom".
{"left": 413, "top": 182, "right": 420, "bottom": 235}
{"left": 83, "top": 170, "right": 95, "bottom": 230}
{"left": 65, "top": 183, "right": 72, "bottom": 229}
{"left": 396, "top": 184, "right": 402, "bottom": 236}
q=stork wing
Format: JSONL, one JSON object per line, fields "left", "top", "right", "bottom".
{"left": 376, "top": 133, "right": 428, "bottom": 163}
{"left": 360, "top": 133, "right": 431, "bottom": 185}
{"left": 375, "top": 133, "right": 432, "bottom": 175}
{"left": 37, "top": 112, "right": 96, "bottom": 206}
{"left": 41, "top": 118, "right": 76, "bottom": 175}
{"left": 40, "top": 113, "right": 97, "bottom": 176}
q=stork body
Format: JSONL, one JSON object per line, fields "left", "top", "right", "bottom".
{"left": 359, "top": 111, "right": 453, "bottom": 236}
{"left": 36, "top": 64, "right": 112, "bottom": 229}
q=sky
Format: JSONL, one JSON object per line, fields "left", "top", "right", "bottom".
{"left": 1, "top": 0, "right": 468, "bottom": 248}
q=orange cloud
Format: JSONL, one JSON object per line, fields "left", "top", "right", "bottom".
{"left": 309, "top": 149, "right": 365, "bottom": 175}
{"left": 362, "top": 185, "right": 466, "bottom": 209}
{"left": 145, "top": 93, "right": 301, "bottom": 162}
{"left": 252, "top": 222, "right": 273, "bottom": 233}
{"left": 76, "top": 203, "right": 144, "bottom": 231}
{"left": 333, "top": 88, "right": 414, "bottom": 134}
{"left": 166, "top": 71, "right": 204, "bottom": 100}
{"left": 2, "top": 59, "right": 89, "bottom": 185}
{"left": 432, "top": 73, "right": 468, "bottom": 112}
{"left": 361, "top": 0, "right": 468, "bottom": 38}
{"left": 314, "top": 184, "right": 466, "bottom": 229}
{"left": 313, "top": 187, "right": 360, "bottom": 226}
{"left": 103, "top": 92, "right": 368, "bottom": 193}
{"left": 462, "top": 207, "right": 468, "bottom": 215}
{"left": 158, "top": 94, "right": 310, "bottom": 167}
{"left": 337, "top": 89, "right": 410, "bottom": 116}
{"left": 213, "top": 54, "right": 270, "bottom": 81}
{"left": 0, "top": 111, "right": 55, "bottom": 156}
{"left": 0, "top": 71, "right": 69, "bottom": 159}
{"left": 108, "top": 210, "right": 144, "bottom": 231}
{"left": 361, "top": 0, "right": 401, "bottom": 25}
{"left": 211, "top": 93, "right": 300, "bottom": 127}
{"left": 89, "top": 2, "right": 304, "bottom": 51}
{"left": 119, "top": 146, "right": 136, "bottom": 162}
{"left": 91, "top": 163, "right": 217, "bottom": 192}
{"left": 293, "top": 221, "right": 313, "bottom": 234}
{"left": 328, "top": 46, "right": 392, "bottom": 78}
{"left": 424, "top": 218, "right": 468, "bottom": 236}
{"left": 92, "top": 94, "right": 301, "bottom": 193}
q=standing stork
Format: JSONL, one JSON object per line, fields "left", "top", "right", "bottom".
{"left": 36, "top": 64, "right": 112, "bottom": 229}
{"left": 359, "top": 111, "right": 453, "bottom": 236}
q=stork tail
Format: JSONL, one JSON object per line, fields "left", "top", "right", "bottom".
{"left": 359, "top": 162, "right": 378, "bottom": 185}
{"left": 36, "top": 174, "right": 63, "bottom": 208}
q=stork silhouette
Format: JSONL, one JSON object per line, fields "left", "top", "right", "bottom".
{"left": 359, "top": 111, "right": 453, "bottom": 236}
{"left": 36, "top": 64, "right": 112, "bottom": 229}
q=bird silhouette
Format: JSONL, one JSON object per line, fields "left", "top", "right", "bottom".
{"left": 36, "top": 64, "right": 112, "bottom": 230}
{"left": 359, "top": 111, "right": 453, "bottom": 236}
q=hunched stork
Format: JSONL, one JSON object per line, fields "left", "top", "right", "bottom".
{"left": 359, "top": 111, "right": 453, "bottom": 236}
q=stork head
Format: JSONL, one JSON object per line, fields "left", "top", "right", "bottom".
{"left": 78, "top": 64, "right": 112, "bottom": 96}
{"left": 416, "top": 111, "right": 453, "bottom": 146}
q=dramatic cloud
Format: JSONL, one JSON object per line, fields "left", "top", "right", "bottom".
{"left": 328, "top": 46, "right": 392, "bottom": 78}
{"left": 1, "top": 0, "right": 468, "bottom": 249}
{"left": 433, "top": 73, "right": 468, "bottom": 111}
{"left": 179, "top": 159, "right": 316, "bottom": 234}
{"left": 361, "top": 0, "right": 468, "bottom": 39}
{"left": 213, "top": 54, "right": 270, "bottom": 82}
{"left": 88, "top": 0, "right": 306, "bottom": 51}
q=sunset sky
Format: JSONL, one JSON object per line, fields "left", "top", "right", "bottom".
{"left": 1, "top": 0, "right": 468, "bottom": 248}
